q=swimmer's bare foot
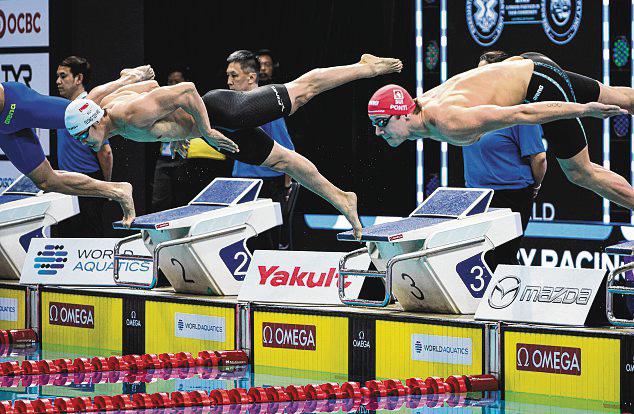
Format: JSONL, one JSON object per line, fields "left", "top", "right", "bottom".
{"left": 360, "top": 54, "right": 403, "bottom": 76}
{"left": 120, "top": 65, "right": 155, "bottom": 82}
{"left": 112, "top": 182, "right": 136, "bottom": 228}
{"left": 340, "top": 191, "right": 363, "bottom": 240}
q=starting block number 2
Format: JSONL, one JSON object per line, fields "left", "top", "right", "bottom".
{"left": 455, "top": 254, "right": 491, "bottom": 298}
{"left": 219, "top": 239, "right": 251, "bottom": 281}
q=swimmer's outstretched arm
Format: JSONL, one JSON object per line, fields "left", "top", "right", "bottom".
{"left": 26, "top": 160, "right": 135, "bottom": 227}
{"left": 86, "top": 65, "right": 155, "bottom": 105}
{"left": 440, "top": 101, "right": 628, "bottom": 138}
{"left": 122, "top": 82, "right": 239, "bottom": 153}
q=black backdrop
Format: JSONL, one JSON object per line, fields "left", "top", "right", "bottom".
{"left": 144, "top": 0, "right": 417, "bottom": 223}
{"left": 50, "top": 0, "right": 148, "bottom": 237}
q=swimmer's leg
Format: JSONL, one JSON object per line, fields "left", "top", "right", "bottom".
{"left": 284, "top": 54, "right": 403, "bottom": 115}
{"left": 598, "top": 85, "right": 634, "bottom": 114}
{"left": 565, "top": 70, "right": 634, "bottom": 114}
{"left": 0, "top": 82, "right": 68, "bottom": 131}
{"left": 262, "top": 141, "right": 363, "bottom": 239}
{"left": 558, "top": 147, "right": 634, "bottom": 209}
{"left": 27, "top": 159, "right": 136, "bottom": 227}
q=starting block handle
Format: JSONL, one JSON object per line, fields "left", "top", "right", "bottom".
{"left": 113, "top": 233, "right": 155, "bottom": 288}
{"left": 339, "top": 237, "right": 487, "bottom": 308}
{"left": 339, "top": 247, "right": 390, "bottom": 307}
{"left": 606, "top": 261, "right": 634, "bottom": 326}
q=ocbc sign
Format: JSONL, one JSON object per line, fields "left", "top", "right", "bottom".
{"left": 0, "top": 10, "right": 42, "bottom": 39}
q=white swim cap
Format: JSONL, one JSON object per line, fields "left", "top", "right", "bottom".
{"left": 64, "top": 98, "right": 104, "bottom": 135}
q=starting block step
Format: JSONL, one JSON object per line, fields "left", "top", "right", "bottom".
{"left": 411, "top": 188, "right": 492, "bottom": 218}
{"left": 190, "top": 178, "right": 261, "bottom": 206}
{"left": 605, "top": 240, "right": 634, "bottom": 255}
{"left": 3, "top": 176, "right": 41, "bottom": 196}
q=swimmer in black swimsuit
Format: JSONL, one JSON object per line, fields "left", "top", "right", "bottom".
{"left": 65, "top": 54, "right": 404, "bottom": 239}
{"left": 369, "top": 52, "right": 634, "bottom": 213}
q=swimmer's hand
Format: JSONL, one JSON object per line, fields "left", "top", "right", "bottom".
{"left": 206, "top": 129, "right": 239, "bottom": 153}
{"left": 120, "top": 65, "right": 155, "bottom": 82}
{"left": 170, "top": 139, "right": 190, "bottom": 159}
{"left": 583, "top": 102, "right": 628, "bottom": 119}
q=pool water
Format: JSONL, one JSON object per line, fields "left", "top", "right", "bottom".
{"left": 0, "top": 346, "right": 623, "bottom": 414}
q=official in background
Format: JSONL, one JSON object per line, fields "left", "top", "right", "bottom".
{"left": 463, "top": 51, "right": 547, "bottom": 268}
{"left": 227, "top": 50, "right": 295, "bottom": 249}
{"left": 55, "top": 56, "right": 113, "bottom": 237}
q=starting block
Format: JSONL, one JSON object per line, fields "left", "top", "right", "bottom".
{"left": 113, "top": 178, "right": 282, "bottom": 294}
{"left": 337, "top": 188, "right": 521, "bottom": 313}
{"left": 605, "top": 240, "right": 634, "bottom": 326}
{"left": 0, "top": 175, "right": 78, "bottom": 279}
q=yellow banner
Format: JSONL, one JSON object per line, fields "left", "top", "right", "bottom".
{"left": 253, "top": 311, "right": 347, "bottom": 375}
{"left": 376, "top": 321, "right": 483, "bottom": 379}
{"left": 41, "top": 292, "right": 122, "bottom": 357}
{"left": 504, "top": 331, "right": 619, "bottom": 403}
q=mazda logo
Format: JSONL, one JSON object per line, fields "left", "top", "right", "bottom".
{"left": 488, "top": 276, "right": 521, "bottom": 309}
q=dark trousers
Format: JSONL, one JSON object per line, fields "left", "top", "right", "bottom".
{"left": 487, "top": 187, "right": 534, "bottom": 268}
{"left": 56, "top": 170, "right": 107, "bottom": 238}
{"left": 151, "top": 157, "right": 188, "bottom": 212}
{"left": 245, "top": 175, "right": 286, "bottom": 251}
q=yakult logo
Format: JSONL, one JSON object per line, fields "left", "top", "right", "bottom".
{"left": 258, "top": 266, "right": 351, "bottom": 288}
{"left": 262, "top": 322, "right": 316, "bottom": 350}
{"left": 49, "top": 302, "right": 94, "bottom": 329}
{"left": 516, "top": 343, "right": 581, "bottom": 375}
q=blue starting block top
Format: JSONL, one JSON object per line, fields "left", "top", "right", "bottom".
{"left": 337, "top": 216, "right": 453, "bottom": 242}
{"left": 2, "top": 175, "right": 40, "bottom": 196}
{"left": 113, "top": 178, "right": 263, "bottom": 230}
{"left": 412, "top": 188, "right": 492, "bottom": 218}
{"left": 0, "top": 175, "right": 41, "bottom": 205}
{"left": 606, "top": 240, "right": 634, "bottom": 255}
{"left": 113, "top": 205, "right": 225, "bottom": 230}
{"left": 338, "top": 187, "right": 494, "bottom": 243}
{"left": 190, "top": 178, "right": 262, "bottom": 206}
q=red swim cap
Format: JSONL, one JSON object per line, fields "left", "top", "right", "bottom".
{"left": 367, "top": 84, "right": 415, "bottom": 116}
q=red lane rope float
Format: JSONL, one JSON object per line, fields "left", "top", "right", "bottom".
{"left": 0, "top": 330, "right": 38, "bottom": 346}
{"left": 0, "top": 350, "right": 247, "bottom": 380}
{"left": 0, "top": 375, "right": 498, "bottom": 413}
{"left": 0, "top": 365, "right": 246, "bottom": 389}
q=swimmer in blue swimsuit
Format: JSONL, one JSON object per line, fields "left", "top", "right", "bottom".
{"left": 0, "top": 65, "right": 155, "bottom": 226}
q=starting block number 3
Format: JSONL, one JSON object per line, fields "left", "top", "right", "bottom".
{"left": 455, "top": 254, "right": 491, "bottom": 298}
